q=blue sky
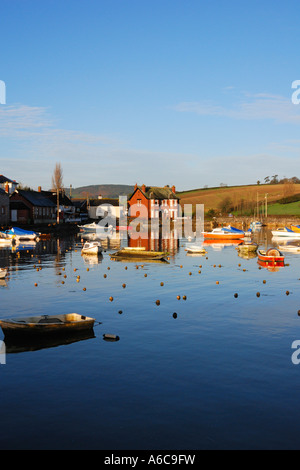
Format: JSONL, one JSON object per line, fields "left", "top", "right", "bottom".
{"left": 1, "top": 0, "right": 300, "bottom": 191}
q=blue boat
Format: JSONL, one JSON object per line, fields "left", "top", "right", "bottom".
{"left": 5, "top": 227, "right": 39, "bottom": 240}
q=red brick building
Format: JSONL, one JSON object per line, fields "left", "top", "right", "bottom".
{"left": 128, "top": 184, "right": 180, "bottom": 220}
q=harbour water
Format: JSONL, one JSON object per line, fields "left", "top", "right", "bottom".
{"left": 1, "top": 229, "right": 300, "bottom": 450}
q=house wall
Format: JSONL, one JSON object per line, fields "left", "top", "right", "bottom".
{"left": 128, "top": 189, "right": 150, "bottom": 219}
{"left": 0, "top": 192, "right": 9, "bottom": 226}
{"left": 10, "top": 193, "right": 55, "bottom": 224}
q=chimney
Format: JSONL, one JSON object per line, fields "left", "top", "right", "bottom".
{"left": 142, "top": 184, "right": 146, "bottom": 193}
{"left": 38, "top": 186, "right": 42, "bottom": 192}
{"left": 172, "top": 185, "right": 176, "bottom": 194}
{"left": 134, "top": 183, "right": 138, "bottom": 191}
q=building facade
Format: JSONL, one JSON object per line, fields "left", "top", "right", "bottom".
{"left": 128, "top": 184, "right": 180, "bottom": 220}
{"left": 0, "top": 188, "right": 9, "bottom": 226}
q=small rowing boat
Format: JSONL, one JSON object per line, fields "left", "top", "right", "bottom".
{"left": 236, "top": 242, "right": 258, "bottom": 253}
{"left": 185, "top": 245, "right": 207, "bottom": 254}
{"left": 81, "top": 241, "right": 102, "bottom": 255}
{"left": 0, "top": 313, "right": 96, "bottom": 337}
{"left": 257, "top": 248, "right": 285, "bottom": 264}
{"left": 111, "top": 247, "right": 168, "bottom": 260}
{"left": 0, "top": 268, "right": 7, "bottom": 279}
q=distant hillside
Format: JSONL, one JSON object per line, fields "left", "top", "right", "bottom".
{"left": 68, "top": 184, "right": 135, "bottom": 199}
{"left": 177, "top": 183, "right": 300, "bottom": 215}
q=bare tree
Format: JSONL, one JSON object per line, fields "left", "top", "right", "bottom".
{"left": 52, "top": 163, "right": 63, "bottom": 224}
{"left": 52, "top": 162, "right": 63, "bottom": 191}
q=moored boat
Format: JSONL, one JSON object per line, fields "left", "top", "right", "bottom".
{"left": 185, "top": 245, "right": 207, "bottom": 254}
{"left": 0, "top": 268, "right": 7, "bottom": 279}
{"left": 111, "top": 247, "right": 168, "bottom": 260}
{"left": 257, "top": 248, "right": 285, "bottom": 264}
{"left": 0, "top": 313, "right": 96, "bottom": 337}
{"left": 272, "top": 227, "right": 300, "bottom": 238}
{"left": 5, "top": 227, "right": 39, "bottom": 241}
{"left": 81, "top": 241, "right": 102, "bottom": 255}
{"left": 236, "top": 241, "right": 258, "bottom": 253}
{"left": 202, "top": 227, "right": 245, "bottom": 240}
{"left": 291, "top": 225, "right": 300, "bottom": 233}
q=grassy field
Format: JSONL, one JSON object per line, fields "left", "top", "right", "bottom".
{"left": 177, "top": 183, "right": 300, "bottom": 215}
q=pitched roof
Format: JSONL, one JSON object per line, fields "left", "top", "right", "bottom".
{"left": 0, "top": 175, "right": 18, "bottom": 184}
{"left": 130, "top": 185, "right": 180, "bottom": 200}
{"left": 13, "top": 189, "right": 56, "bottom": 207}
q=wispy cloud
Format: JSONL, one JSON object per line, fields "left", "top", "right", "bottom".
{"left": 173, "top": 93, "right": 300, "bottom": 123}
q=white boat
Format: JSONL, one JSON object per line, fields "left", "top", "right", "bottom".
{"left": 185, "top": 244, "right": 207, "bottom": 254}
{"left": 81, "top": 241, "right": 102, "bottom": 256}
{"left": 0, "top": 236, "right": 12, "bottom": 246}
{"left": 271, "top": 227, "right": 300, "bottom": 238}
{"left": 250, "top": 221, "right": 263, "bottom": 230}
{"left": 79, "top": 222, "right": 114, "bottom": 235}
{"left": 0, "top": 268, "right": 7, "bottom": 279}
{"left": 278, "top": 245, "right": 300, "bottom": 252}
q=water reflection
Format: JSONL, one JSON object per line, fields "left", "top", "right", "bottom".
{"left": 4, "top": 329, "right": 96, "bottom": 354}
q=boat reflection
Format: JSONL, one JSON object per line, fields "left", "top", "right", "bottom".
{"left": 4, "top": 329, "right": 96, "bottom": 354}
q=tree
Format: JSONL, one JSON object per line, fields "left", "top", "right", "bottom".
{"left": 218, "top": 196, "right": 233, "bottom": 214}
{"left": 52, "top": 163, "right": 64, "bottom": 224}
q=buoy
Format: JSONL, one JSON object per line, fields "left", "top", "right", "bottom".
{"left": 234, "top": 293, "right": 238, "bottom": 298}
{"left": 83, "top": 287, "right": 86, "bottom": 291}
{"left": 34, "top": 283, "right": 38, "bottom": 287}
{"left": 118, "top": 310, "right": 123, "bottom": 314}
{"left": 173, "top": 312, "right": 177, "bottom": 319}
{"left": 109, "top": 296, "right": 113, "bottom": 302}
{"left": 216, "top": 281, "right": 219, "bottom": 285}
{"left": 87, "top": 268, "right": 89, "bottom": 272}
{"left": 160, "top": 282, "right": 164, "bottom": 286}
{"left": 107, "top": 267, "right": 110, "bottom": 270}
{"left": 177, "top": 295, "right": 181, "bottom": 300}
{"left": 103, "top": 334, "right": 120, "bottom": 341}
{"left": 256, "top": 292, "right": 260, "bottom": 297}
{"left": 122, "top": 283, "right": 126, "bottom": 288}
{"left": 286, "top": 290, "right": 290, "bottom": 296}
{"left": 183, "top": 295, "right": 187, "bottom": 300}
{"left": 144, "top": 273, "right": 147, "bottom": 277}
{"left": 189, "top": 272, "right": 192, "bottom": 275}
{"left": 263, "top": 280, "right": 266, "bottom": 284}
{"left": 125, "top": 266, "right": 128, "bottom": 270}
{"left": 156, "top": 300, "right": 160, "bottom": 305}
{"left": 103, "top": 274, "right": 107, "bottom": 278}
{"left": 198, "top": 270, "right": 201, "bottom": 274}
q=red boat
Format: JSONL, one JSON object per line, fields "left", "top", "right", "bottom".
{"left": 257, "top": 248, "right": 285, "bottom": 264}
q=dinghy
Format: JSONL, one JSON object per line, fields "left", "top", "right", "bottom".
{"left": 257, "top": 248, "right": 284, "bottom": 264}
{"left": 111, "top": 247, "right": 168, "bottom": 260}
{"left": 0, "top": 313, "right": 96, "bottom": 337}
{"left": 0, "top": 268, "right": 7, "bottom": 279}
{"left": 81, "top": 241, "right": 102, "bottom": 255}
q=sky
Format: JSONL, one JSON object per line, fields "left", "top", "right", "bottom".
{"left": 1, "top": 0, "right": 300, "bottom": 191}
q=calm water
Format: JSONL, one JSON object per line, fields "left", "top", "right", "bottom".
{"left": 1, "top": 229, "right": 300, "bottom": 450}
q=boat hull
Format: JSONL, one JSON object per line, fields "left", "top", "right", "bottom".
{"left": 0, "top": 314, "right": 96, "bottom": 337}
{"left": 111, "top": 249, "right": 167, "bottom": 260}
{"left": 257, "top": 249, "right": 284, "bottom": 264}
{"left": 203, "top": 232, "right": 244, "bottom": 240}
